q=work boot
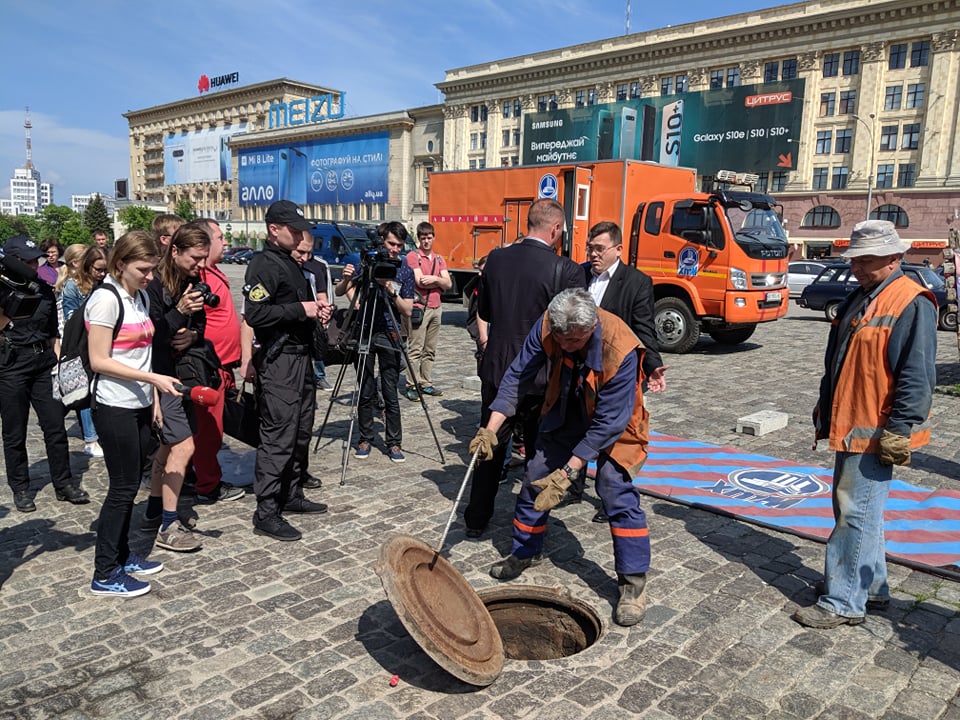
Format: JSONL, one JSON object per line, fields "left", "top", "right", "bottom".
{"left": 614, "top": 573, "right": 647, "bottom": 626}
{"left": 253, "top": 513, "right": 302, "bottom": 542}
{"left": 489, "top": 554, "right": 542, "bottom": 581}
{"left": 284, "top": 496, "right": 328, "bottom": 514}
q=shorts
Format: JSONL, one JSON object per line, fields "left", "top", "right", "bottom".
{"left": 157, "top": 391, "right": 196, "bottom": 445}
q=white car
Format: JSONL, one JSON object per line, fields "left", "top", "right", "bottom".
{"left": 787, "top": 261, "right": 827, "bottom": 299}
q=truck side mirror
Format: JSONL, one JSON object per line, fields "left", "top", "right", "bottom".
{"left": 680, "top": 229, "right": 710, "bottom": 244}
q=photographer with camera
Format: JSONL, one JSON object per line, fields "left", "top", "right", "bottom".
{"left": 243, "top": 200, "right": 331, "bottom": 542}
{"left": 334, "top": 221, "right": 415, "bottom": 463}
{"left": 0, "top": 236, "right": 90, "bottom": 512}
{"left": 143, "top": 224, "right": 212, "bottom": 552}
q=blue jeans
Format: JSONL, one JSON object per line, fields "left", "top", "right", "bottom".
{"left": 818, "top": 451, "right": 891, "bottom": 618}
{"left": 78, "top": 408, "right": 98, "bottom": 443}
{"left": 313, "top": 359, "right": 326, "bottom": 382}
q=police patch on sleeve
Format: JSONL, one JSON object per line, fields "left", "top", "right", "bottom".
{"left": 246, "top": 283, "right": 270, "bottom": 302}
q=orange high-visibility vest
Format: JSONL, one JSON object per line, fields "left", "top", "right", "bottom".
{"left": 541, "top": 308, "right": 648, "bottom": 474}
{"left": 829, "top": 274, "right": 934, "bottom": 453}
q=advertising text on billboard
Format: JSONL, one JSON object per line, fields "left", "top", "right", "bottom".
{"left": 163, "top": 123, "right": 248, "bottom": 185}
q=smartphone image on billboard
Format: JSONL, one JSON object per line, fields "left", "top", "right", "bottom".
{"left": 219, "top": 135, "right": 231, "bottom": 182}
{"left": 659, "top": 99, "right": 684, "bottom": 167}
{"left": 597, "top": 109, "right": 614, "bottom": 160}
{"left": 278, "top": 147, "right": 308, "bottom": 205}
{"left": 166, "top": 143, "right": 187, "bottom": 185}
{"left": 619, "top": 108, "right": 638, "bottom": 159}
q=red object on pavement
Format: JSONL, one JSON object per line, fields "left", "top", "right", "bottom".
{"left": 389, "top": 675, "right": 399, "bottom": 687}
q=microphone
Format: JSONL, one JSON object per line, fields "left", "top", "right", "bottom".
{"left": 173, "top": 383, "right": 219, "bottom": 406}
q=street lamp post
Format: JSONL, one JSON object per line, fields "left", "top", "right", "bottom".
{"left": 853, "top": 112, "right": 876, "bottom": 221}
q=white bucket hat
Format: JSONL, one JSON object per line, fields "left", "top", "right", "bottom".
{"left": 842, "top": 220, "right": 911, "bottom": 258}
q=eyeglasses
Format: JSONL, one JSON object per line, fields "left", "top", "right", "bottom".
{"left": 586, "top": 244, "right": 616, "bottom": 255}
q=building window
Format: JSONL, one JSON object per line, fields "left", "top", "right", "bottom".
{"left": 764, "top": 62, "right": 779, "bottom": 83}
{"left": 480, "top": 132, "right": 487, "bottom": 150}
{"left": 513, "top": 128, "right": 520, "bottom": 145}
{"left": 902, "top": 123, "right": 920, "bottom": 150}
{"left": 616, "top": 83, "right": 627, "bottom": 101}
{"left": 710, "top": 70, "right": 723, "bottom": 89}
{"left": 822, "top": 52, "right": 840, "bottom": 77}
{"left": 781, "top": 58, "right": 797, "bottom": 80}
{"left": 661, "top": 77, "right": 673, "bottom": 96}
{"left": 471, "top": 106, "right": 479, "bottom": 122}
{"left": 801, "top": 206, "right": 841, "bottom": 228}
{"left": 816, "top": 131, "right": 832, "bottom": 154}
{"left": 911, "top": 40, "right": 930, "bottom": 66}
{"left": 726, "top": 67, "right": 741, "bottom": 87}
{"left": 470, "top": 133, "right": 478, "bottom": 150}
{"left": 884, "top": 86, "right": 902, "bottom": 111}
{"left": 575, "top": 89, "right": 585, "bottom": 108}
{"left": 880, "top": 125, "right": 899, "bottom": 151}
{"left": 889, "top": 43, "right": 907, "bottom": 69}
{"left": 514, "top": 99, "right": 522, "bottom": 117}
{"left": 676, "top": 74, "right": 687, "bottom": 93}
{"left": 876, "top": 164, "right": 895, "bottom": 188}
{"left": 481, "top": 105, "right": 488, "bottom": 121}
{"left": 587, "top": 88, "right": 597, "bottom": 105}
{"left": 835, "top": 129, "right": 852, "bottom": 154}
{"left": 549, "top": 94, "right": 558, "bottom": 111}
{"left": 839, "top": 90, "right": 857, "bottom": 115}
{"left": 502, "top": 130, "right": 510, "bottom": 147}
{"left": 820, "top": 92, "right": 836, "bottom": 117}
{"left": 871, "top": 204, "right": 909, "bottom": 227}
{"left": 502, "top": 100, "right": 511, "bottom": 118}
{"left": 755, "top": 173, "right": 769, "bottom": 193}
{"left": 771, "top": 171, "right": 788, "bottom": 192}
{"left": 469, "top": 160, "right": 477, "bottom": 170}
{"left": 831, "top": 167, "right": 849, "bottom": 190}
{"left": 478, "top": 158, "right": 486, "bottom": 169}
{"left": 842, "top": 50, "right": 860, "bottom": 75}
{"left": 630, "top": 81, "right": 641, "bottom": 98}
{"left": 898, "top": 163, "right": 916, "bottom": 187}
{"left": 905, "top": 83, "right": 925, "bottom": 109}
{"left": 537, "top": 95, "right": 548, "bottom": 112}
{"left": 512, "top": 155, "right": 519, "bottom": 166}
{"left": 813, "top": 167, "right": 829, "bottom": 190}
{"left": 501, "top": 158, "right": 510, "bottom": 167}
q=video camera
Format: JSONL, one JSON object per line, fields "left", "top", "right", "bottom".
{"left": 0, "top": 253, "right": 43, "bottom": 320}
{"left": 359, "top": 238, "right": 401, "bottom": 282}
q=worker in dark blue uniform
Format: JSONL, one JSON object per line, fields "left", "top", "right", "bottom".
{"left": 470, "top": 288, "right": 651, "bottom": 626}
{"left": 243, "top": 201, "right": 331, "bottom": 541}
{"left": 0, "top": 236, "right": 90, "bottom": 512}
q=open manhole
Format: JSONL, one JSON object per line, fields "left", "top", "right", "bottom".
{"left": 477, "top": 585, "right": 601, "bottom": 660}
{"left": 376, "top": 534, "right": 602, "bottom": 687}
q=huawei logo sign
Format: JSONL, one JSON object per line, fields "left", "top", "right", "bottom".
{"left": 198, "top": 74, "right": 211, "bottom": 93}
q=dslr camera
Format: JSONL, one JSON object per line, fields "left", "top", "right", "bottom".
{"left": 192, "top": 281, "right": 220, "bottom": 308}
{"left": 0, "top": 254, "right": 43, "bottom": 320}
{"left": 360, "top": 238, "right": 401, "bottom": 282}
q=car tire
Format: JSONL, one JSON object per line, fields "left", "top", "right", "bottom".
{"left": 940, "top": 307, "right": 958, "bottom": 332}
{"left": 655, "top": 297, "right": 700, "bottom": 354}
{"left": 824, "top": 301, "right": 840, "bottom": 321}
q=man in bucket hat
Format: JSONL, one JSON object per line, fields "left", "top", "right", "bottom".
{"left": 793, "top": 220, "right": 937, "bottom": 628}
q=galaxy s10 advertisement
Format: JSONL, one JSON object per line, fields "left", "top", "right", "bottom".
{"left": 163, "top": 123, "right": 248, "bottom": 184}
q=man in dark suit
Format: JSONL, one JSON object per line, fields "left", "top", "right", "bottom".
{"left": 464, "top": 198, "right": 586, "bottom": 538}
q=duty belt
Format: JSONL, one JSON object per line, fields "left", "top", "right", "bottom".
{"left": 280, "top": 344, "right": 310, "bottom": 355}
{"left": 13, "top": 341, "right": 49, "bottom": 354}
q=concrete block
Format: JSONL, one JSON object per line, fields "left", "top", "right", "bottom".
{"left": 736, "top": 410, "right": 788, "bottom": 436}
{"left": 462, "top": 375, "right": 482, "bottom": 392}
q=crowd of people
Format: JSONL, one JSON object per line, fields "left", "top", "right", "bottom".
{"left": 0, "top": 202, "right": 935, "bottom": 632}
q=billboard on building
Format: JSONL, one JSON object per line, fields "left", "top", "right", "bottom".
{"left": 163, "top": 123, "right": 248, "bottom": 184}
{"left": 237, "top": 132, "right": 389, "bottom": 207}
{"left": 522, "top": 79, "right": 804, "bottom": 175}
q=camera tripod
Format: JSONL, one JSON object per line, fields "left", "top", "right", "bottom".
{"left": 314, "top": 269, "right": 445, "bottom": 486}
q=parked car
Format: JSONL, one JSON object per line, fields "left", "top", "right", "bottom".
{"left": 229, "top": 249, "right": 256, "bottom": 265}
{"left": 798, "top": 262, "right": 957, "bottom": 331}
{"left": 787, "top": 261, "right": 828, "bottom": 299}
{"left": 221, "top": 246, "right": 253, "bottom": 264}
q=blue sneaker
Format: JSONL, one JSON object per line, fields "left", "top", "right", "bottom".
{"left": 388, "top": 446, "right": 405, "bottom": 463}
{"left": 123, "top": 553, "right": 163, "bottom": 575}
{"left": 355, "top": 441, "right": 371, "bottom": 459}
{"left": 90, "top": 567, "right": 151, "bottom": 597}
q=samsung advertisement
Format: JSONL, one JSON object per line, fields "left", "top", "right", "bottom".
{"left": 237, "top": 132, "right": 389, "bottom": 207}
{"left": 163, "top": 123, "right": 248, "bottom": 185}
{"left": 521, "top": 78, "right": 805, "bottom": 174}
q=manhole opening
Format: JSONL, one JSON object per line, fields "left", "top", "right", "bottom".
{"left": 478, "top": 586, "right": 601, "bottom": 660}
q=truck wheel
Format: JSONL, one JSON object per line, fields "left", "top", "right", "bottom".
{"left": 824, "top": 301, "right": 840, "bottom": 321}
{"left": 655, "top": 298, "right": 700, "bottom": 354}
{"left": 940, "top": 307, "right": 958, "bottom": 332}
{"left": 708, "top": 325, "right": 756, "bottom": 345}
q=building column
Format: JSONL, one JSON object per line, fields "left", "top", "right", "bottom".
{"left": 918, "top": 30, "right": 960, "bottom": 187}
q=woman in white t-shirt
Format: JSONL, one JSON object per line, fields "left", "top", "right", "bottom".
{"left": 85, "top": 230, "right": 182, "bottom": 598}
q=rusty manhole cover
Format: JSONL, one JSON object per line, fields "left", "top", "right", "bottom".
{"left": 375, "top": 533, "right": 504, "bottom": 687}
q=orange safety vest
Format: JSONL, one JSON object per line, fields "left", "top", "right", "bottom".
{"left": 829, "top": 274, "right": 934, "bottom": 453}
{"left": 540, "top": 308, "right": 649, "bottom": 474}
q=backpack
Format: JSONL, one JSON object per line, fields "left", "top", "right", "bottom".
{"left": 55, "top": 284, "right": 127, "bottom": 410}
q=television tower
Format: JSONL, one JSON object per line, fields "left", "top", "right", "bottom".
{"left": 24, "top": 106, "right": 34, "bottom": 170}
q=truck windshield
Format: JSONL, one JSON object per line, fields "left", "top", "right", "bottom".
{"left": 724, "top": 204, "right": 788, "bottom": 260}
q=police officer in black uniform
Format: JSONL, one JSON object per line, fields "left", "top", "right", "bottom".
{"left": 243, "top": 201, "right": 331, "bottom": 541}
{"left": 0, "top": 236, "right": 90, "bottom": 512}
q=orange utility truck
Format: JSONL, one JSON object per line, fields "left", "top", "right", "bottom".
{"left": 428, "top": 159, "right": 789, "bottom": 352}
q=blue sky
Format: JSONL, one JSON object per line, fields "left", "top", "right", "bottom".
{"left": 0, "top": 0, "right": 785, "bottom": 204}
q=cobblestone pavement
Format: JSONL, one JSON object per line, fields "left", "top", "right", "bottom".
{"left": 2, "top": 265, "right": 959, "bottom": 719}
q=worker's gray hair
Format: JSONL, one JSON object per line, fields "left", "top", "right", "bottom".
{"left": 547, "top": 288, "right": 597, "bottom": 334}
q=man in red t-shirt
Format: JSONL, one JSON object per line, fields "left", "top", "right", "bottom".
{"left": 404, "top": 222, "right": 452, "bottom": 400}
{"left": 192, "top": 218, "right": 254, "bottom": 503}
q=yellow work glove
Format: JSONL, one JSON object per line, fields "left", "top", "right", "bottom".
{"left": 469, "top": 427, "right": 498, "bottom": 461}
{"left": 878, "top": 430, "right": 911, "bottom": 466}
{"left": 531, "top": 469, "right": 572, "bottom": 512}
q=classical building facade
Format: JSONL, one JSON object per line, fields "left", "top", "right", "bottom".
{"left": 436, "top": 0, "right": 960, "bottom": 258}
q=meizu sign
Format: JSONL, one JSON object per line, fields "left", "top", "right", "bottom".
{"left": 269, "top": 93, "right": 345, "bottom": 129}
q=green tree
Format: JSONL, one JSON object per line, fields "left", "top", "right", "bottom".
{"left": 38, "top": 204, "right": 77, "bottom": 241}
{"left": 0, "top": 213, "right": 42, "bottom": 242}
{"left": 117, "top": 205, "right": 157, "bottom": 232}
{"left": 60, "top": 217, "right": 92, "bottom": 247}
{"left": 174, "top": 199, "right": 197, "bottom": 221}
{"left": 83, "top": 194, "right": 112, "bottom": 238}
